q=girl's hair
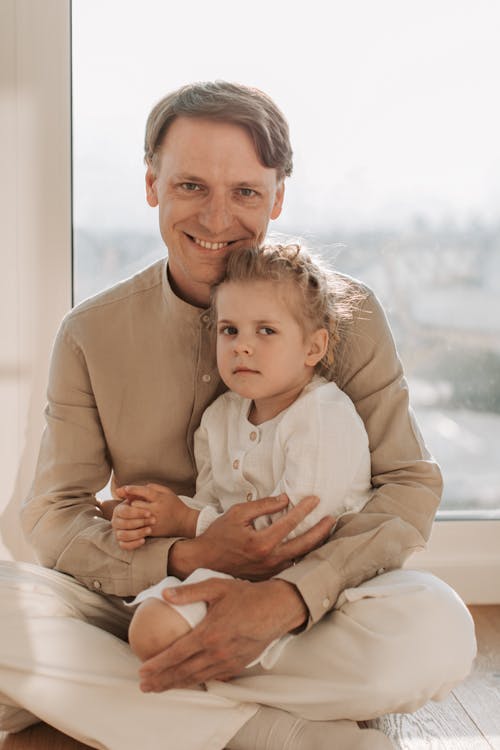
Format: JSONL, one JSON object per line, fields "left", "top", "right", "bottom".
{"left": 212, "top": 243, "right": 360, "bottom": 379}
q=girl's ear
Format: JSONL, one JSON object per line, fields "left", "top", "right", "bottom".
{"left": 305, "top": 328, "right": 329, "bottom": 367}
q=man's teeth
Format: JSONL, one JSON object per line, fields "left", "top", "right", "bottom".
{"left": 193, "top": 237, "right": 230, "bottom": 250}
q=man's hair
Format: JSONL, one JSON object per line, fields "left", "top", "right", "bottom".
{"left": 212, "top": 243, "right": 362, "bottom": 379}
{"left": 144, "top": 81, "right": 293, "bottom": 180}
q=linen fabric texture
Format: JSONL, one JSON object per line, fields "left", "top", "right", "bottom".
{"left": 21, "top": 259, "right": 443, "bottom": 621}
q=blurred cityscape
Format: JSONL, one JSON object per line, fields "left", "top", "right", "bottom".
{"left": 74, "top": 219, "right": 500, "bottom": 513}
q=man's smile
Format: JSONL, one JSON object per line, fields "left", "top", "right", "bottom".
{"left": 184, "top": 233, "right": 241, "bottom": 251}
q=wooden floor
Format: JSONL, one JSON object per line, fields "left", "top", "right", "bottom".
{"left": 0, "top": 606, "right": 499, "bottom": 749}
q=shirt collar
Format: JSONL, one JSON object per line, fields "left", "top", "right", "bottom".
{"left": 161, "top": 261, "right": 210, "bottom": 328}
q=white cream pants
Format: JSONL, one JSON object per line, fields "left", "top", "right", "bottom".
{"left": 0, "top": 561, "right": 476, "bottom": 750}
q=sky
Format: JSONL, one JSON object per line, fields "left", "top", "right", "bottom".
{"left": 72, "top": 0, "right": 500, "bottom": 233}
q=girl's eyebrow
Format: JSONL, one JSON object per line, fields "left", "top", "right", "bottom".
{"left": 218, "top": 318, "right": 281, "bottom": 326}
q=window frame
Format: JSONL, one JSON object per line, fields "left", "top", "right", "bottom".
{"left": 4, "top": 0, "right": 498, "bottom": 602}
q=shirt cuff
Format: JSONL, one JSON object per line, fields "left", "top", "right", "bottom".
{"left": 196, "top": 506, "right": 221, "bottom": 536}
{"left": 275, "top": 556, "right": 344, "bottom": 630}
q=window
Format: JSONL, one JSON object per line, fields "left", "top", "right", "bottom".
{"left": 72, "top": 0, "right": 500, "bottom": 515}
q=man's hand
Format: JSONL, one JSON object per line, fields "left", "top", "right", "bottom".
{"left": 169, "top": 494, "right": 335, "bottom": 580}
{"left": 138, "top": 577, "right": 307, "bottom": 691}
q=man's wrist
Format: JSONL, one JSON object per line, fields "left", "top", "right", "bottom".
{"left": 167, "top": 536, "right": 210, "bottom": 579}
{"left": 261, "top": 579, "right": 308, "bottom": 633}
{"left": 182, "top": 506, "right": 200, "bottom": 538}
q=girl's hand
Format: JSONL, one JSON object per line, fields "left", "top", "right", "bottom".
{"left": 115, "top": 483, "right": 200, "bottom": 540}
{"left": 111, "top": 500, "right": 154, "bottom": 550}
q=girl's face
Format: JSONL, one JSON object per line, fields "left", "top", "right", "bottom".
{"left": 216, "top": 280, "right": 327, "bottom": 422}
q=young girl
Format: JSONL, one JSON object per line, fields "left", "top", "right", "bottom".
{"left": 110, "top": 243, "right": 372, "bottom": 668}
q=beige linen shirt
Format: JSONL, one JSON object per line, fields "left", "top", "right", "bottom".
{"left": 22, "top": 259, "right": 442, "bottom": 629}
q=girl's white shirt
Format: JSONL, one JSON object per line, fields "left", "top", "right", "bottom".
{"left": 182, "top": 375, "right": 373, "bottom": 537}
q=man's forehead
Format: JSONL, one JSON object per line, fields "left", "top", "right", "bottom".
{"left": 156, "top": 118, "right": 278, "bottom": 185}
{"left": 160, "top": 116, "right": 251, "bottom": 148}
{"left": 158, "top": 117, "right": 262, "bottom": 164}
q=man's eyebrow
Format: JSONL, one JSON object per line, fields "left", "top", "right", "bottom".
{"left": 233, "top": 181, "right": 267, "bottom": 189}
{"left": 172, "top": 173, "right": 203, "bottom": 182}
{"left": 172, "top": 174, "right": 267, "bottom": 189}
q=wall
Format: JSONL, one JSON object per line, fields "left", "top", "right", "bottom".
{"left": 0, "top": 0, "right": 72, "bottom": 560}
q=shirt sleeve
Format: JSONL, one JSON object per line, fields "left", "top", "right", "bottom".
{"left": 276, "top": 286, "right": 442, "bottom": 628}
{"left": 268, "top": 387, "right": 371, "bottom": 537}
{"left": 21, "top": 318, "right": 176, "bottom": 597}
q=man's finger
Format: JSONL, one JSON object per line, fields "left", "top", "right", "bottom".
{"left": 139, "top": 627, "right": 205, "bottom": 681}
{"left": 140, "top": 652, "right": 207, "bottom": 692}
{"left": 236, "top": 493, "right": 290, "bottom": 523}
{"left": 256, "top": 494, "right": 321, "bottom": 546}
{"left": 161, "top": 578, "right": 224, "bottom": 607}
{"left": 141, "top": 654, "right": 236, "bottom": 692}
{"left": 276, "top": 514, "right": 336, "bottom": 561}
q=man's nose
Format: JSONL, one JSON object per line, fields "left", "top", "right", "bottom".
{"left": 198, "top": 192, "right": 234, "bottom": 235}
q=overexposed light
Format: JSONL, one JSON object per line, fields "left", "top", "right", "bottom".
{"left": 72, "top": 0, "right": 500, "bottom": 231}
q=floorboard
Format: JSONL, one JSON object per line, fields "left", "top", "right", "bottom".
{"left": 453, "top": 606, "right": 500, "bottom": 750}
{"left": 366, "top": 605, "right": 500, "bottom": 749}
{"left": 1, "top": 605, "right": 499, "bottom": 749}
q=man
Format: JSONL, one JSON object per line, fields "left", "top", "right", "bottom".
{"left": 0, "top": 82, "right": 476, "bottom": 750}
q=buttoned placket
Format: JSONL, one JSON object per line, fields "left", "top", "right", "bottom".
{"left": 186, "top": 313, "right": 220, "bottom": 466}
{"left": 232, "top": 423, "right": 262, "bottom": 501}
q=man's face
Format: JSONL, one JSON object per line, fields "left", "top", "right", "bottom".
{"left": 146, "top": 116, "right": 285, "bottom": 307}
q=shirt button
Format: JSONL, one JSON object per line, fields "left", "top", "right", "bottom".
{"left": 201, "top": 314, "right": 210, "bottom": 324}
{"left": 201, "top": 374, "right": 211, "bottom": 383}
{"left": 377, "top": 567, "right": 386, "bottom": 576}
{"left": 322, "top": 597, "right": 330, "bottom": 609}
{"left": 246, "top": 492, "right": 253, "bottom": 501}
{"left": 92, "top": 580, "right": 102, "bottom": 591}
{"left": 232, "top": 459, "right": 240, "bottom": 470}
{"left": 249, "top": 431, "right": 258, "bottom": 441}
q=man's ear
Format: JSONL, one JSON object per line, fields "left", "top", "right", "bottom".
{"left": 270, "top": 180, "right": 285, "bottom": 220}
{"left": 305, "top": 328, "right": 329, "bottom": 367}
{"left": 145, "top": 164, "right": 159, "bottom": 207}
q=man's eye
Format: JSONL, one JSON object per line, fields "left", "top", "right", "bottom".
{"left": 238, "top": 188, "right": 257, "bottom": 198}
{"left": 259, "top": 327, "right": 275, "bottom": 335}
{"left": 221, "top": 326, "right": 238, "bottom": 335}
{"left": 181, "top": 182, "right": 201, "bottom": 191}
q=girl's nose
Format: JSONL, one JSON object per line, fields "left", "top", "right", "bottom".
{"left": 233, "top": 338, "right": 253, "bottom": 355}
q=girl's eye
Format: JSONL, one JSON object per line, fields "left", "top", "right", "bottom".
{"left": 259, "top": 327, "right": 275, "bottom": 335}
{"left": 221, "top": 325, "right": 238, "bottom": 335}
